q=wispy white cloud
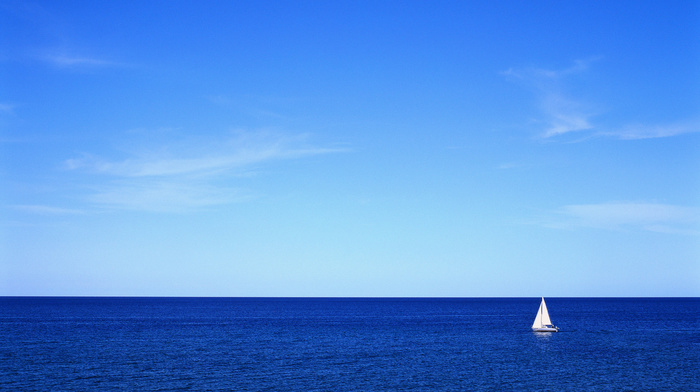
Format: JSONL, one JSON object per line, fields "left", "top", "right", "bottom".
{"left": 41, "top": 52, "right": 119, "bottom": 68}
{"left": 207, "top": 95, "right": 291, "bottom": 120}
{"left": 503, "top": 58, "right": 596, "bottom": 82}
{"left": 66, "top": 131, "right": 344, "bottom": 177}
{"left": 497, "top": 162, "right": 520, "bottom": 170}
{"left": 65, "top": 130, "right": 347, "bottom": 212}
{"left": 0, "top": 103, "right": 15, "bottom": 113}
{"left": 504, "top": 59, "right": 598, "bottom": 139}
{"left": 540, "top": 93, "right": 594, "bottom": 138}
{"left": 543, "top": 202, "right": 700, "bottom": 235}
{"left": 603, "top": 119, "right": 700, "bottom": 140}
{"left": 46, "top": 55, "right": 111, "bottom": 67}
{"left": 86, "top": 180, "right": 252, "bottom": 213}
{"left": 5, "top": 2, "right": 123, "bottom": 69}
{"left": 505, "top": 58, "right": 698, "bottom": 141}
{"left": 32, "top": 44, "right": 126, "bottom": 68}
{"left": 12, "top": 204, "right": 84, "bottom": 216}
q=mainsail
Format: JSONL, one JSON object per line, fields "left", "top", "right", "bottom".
{"left": 532, "top": 297, "right": 552, "bottom": 328}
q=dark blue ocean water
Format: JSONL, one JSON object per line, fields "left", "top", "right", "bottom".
{"left": 1, "top": 298, "right": 698, "bottom": 391}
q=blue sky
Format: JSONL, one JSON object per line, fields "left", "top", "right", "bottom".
{"left": 1, "top": 1, "right": 699, "bottom": 296}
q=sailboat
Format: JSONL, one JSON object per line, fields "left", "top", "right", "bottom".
{"left": 532, "top": 297, "right": 559, "bottom": 332}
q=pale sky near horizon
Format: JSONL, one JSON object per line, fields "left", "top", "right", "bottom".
{"left": 1, "top": 1, "right": 699, "bottom": 296}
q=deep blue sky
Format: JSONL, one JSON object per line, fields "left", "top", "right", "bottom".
{"left": 2, "top": 1, "right": 699, "bottom": 296}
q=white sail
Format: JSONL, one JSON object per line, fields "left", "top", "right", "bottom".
{"left": 532, "top": 299, "right": 543, "bottom": 328}
{"left": 532, "top": 297, "right": 552, "bottom": 328}
{"left": 540, "top": 297, "right": 552, "bottom": 325}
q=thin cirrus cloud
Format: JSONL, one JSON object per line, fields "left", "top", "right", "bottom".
{"left": 11, "top": 204, "right": 85, "bottom": 216}
{"left": 504, "top": 59, "right": 598, "bottom": 139}
{"left": 43, "top": 54, "right": 112, "bottom": 67}
{"left": 544, "top": 202, "right": 700, "bottom": 235}
{"left": 504, "top": 58, "right": 698, "bottom": 141}
{"left": 37, "top": 48, "right": 125, "bottom": 68}
{"left": 0, "top": 103, "right": 15, "bottom": 113}
{"left": 86, "top": 180, "right": 249, "bottom": 213}
{"left": 603, "top": 119, "right": 700, "bottom": 140}
{"left": 65, "top": 130, "right": 346, "bottom": 212}
{"left": 539, "top": 93, "right": 594, "bottom": 138}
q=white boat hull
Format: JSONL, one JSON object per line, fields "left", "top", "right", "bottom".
{"left": 532, "top": 327, "right": 559, "bottom": 332}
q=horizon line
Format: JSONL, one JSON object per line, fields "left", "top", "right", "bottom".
{"left": 1, "top": 295, "right": 696, "bottom": 299}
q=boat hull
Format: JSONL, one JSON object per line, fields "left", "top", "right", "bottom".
{"left": 532, "top": 327, "right": 559, "bottom": 332}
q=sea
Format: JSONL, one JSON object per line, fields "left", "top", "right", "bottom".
{"left": 1, "top": 297, "right": 698, "bottom": 391}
